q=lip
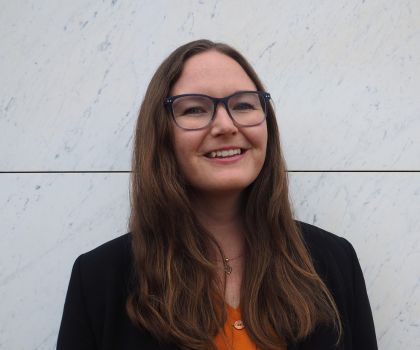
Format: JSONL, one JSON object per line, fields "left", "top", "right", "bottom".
{"left": 203, "top": 146, "right": 246, "bottom": 154}
{"left": 202, "top": 146, "right": 248, "bottom": 164}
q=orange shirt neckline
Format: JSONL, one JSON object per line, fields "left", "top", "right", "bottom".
{"left": 226, "top": 303, "right": 240, "bottom": 314}
{"left": 214, "top": 304, "right": 258, "bottom": 350}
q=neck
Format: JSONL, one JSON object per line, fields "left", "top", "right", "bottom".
{"left": 191, "top": 190, "right": 245, "bottom": 260}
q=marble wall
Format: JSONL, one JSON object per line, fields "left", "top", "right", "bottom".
{"left": 1, "top": 1, "right": 419, "bottom": 349}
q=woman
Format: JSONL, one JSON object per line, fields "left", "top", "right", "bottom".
{"left": 57, "top": 40, "right": 377, "bottom": 350}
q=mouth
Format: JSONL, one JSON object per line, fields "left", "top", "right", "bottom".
{"left": 204, "top": 148, "right": 245, "bottom": 159}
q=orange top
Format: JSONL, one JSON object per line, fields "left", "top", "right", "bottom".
{"left": 214, "top": 305, "right": 258, "bottom": 350}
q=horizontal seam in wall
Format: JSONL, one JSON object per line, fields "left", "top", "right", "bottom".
{"left": 0, "top": 170, "right": 420, "bottom": 174}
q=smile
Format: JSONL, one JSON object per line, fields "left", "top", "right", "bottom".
{"left": 206, "top": 148, "right": 243, "bottom": 158}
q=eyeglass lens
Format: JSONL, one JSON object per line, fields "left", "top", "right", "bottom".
{"left": 171, "top": 92, "right": 266, "bottom": 130}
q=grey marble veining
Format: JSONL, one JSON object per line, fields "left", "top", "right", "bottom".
{"left": 0, "top": 173, "right": 419, "bottom": 349}
{"left": 1, "top": 0, "right": 419, "bottom": 171}
{"left": 0, "top": 173, "right": 130, "bottom": 350}
{"left": 289, "top": 172, "right": 420, "bottom": 350}
{"left": 1, "top": 1, "right": 419, "bottom": 349}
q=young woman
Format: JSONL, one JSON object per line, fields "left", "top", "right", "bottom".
{"left": 57, "top": 40, "right": 378, "bottom": 350}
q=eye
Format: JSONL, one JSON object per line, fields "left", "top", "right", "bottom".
{"left": 232, "top": 102, "right": 256, "bottom": 111}
{"left": 181, "top": 106, "right": 207, "bottom": 116}
{"left": 173, "top": 96, "right": 213, "bottom": 118}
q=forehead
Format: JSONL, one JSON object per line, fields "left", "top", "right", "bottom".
{"left": 171, "top": 50, "right": 257, "bottom": 96}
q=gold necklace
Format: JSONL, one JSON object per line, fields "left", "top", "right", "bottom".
{"left": 223, "top": 258, "right": 233, "bottom": 274}
{"left": 223, "top": 255, "right": 243, "bottom": 275}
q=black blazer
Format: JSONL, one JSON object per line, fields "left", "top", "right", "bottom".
{"left": 57, "top": 221, "right": 378, "bottom": 349}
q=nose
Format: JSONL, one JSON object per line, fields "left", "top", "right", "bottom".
{"left": 209, "top": 103, "right": 238, "bottom": 136}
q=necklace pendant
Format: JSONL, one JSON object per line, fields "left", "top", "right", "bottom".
{"left": 224, "top": 258, "right": 232, "bottom": 275}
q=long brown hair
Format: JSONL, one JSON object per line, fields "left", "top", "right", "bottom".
{"left": 127, "top": 39, "right": 341, "bottom": 349}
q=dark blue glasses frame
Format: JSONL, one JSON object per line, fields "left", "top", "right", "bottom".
{"left": 164, "top": 90, "right": 271, "bottom": 130}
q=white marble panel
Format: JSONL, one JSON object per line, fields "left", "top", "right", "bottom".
{"left": 289, "top": 172, "right": 420, "bottom": 350}
{"left": 0, "top": 173, "right": 130, "bottom": 350}
{"left": 1, "top": 1, "right": 419, "bottom": 171}
{"left": 1, "top": 172, "right": 419, "bottom": 349}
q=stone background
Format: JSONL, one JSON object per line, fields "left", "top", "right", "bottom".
{"left": 1, "top": 1, "right": 419, "bottom": 349}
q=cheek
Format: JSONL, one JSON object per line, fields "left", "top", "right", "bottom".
{"left": 171, "top": 129, "right": 204, "bottom": 176}
{"left": 172, "top": 136, "right": 189, "bottom": 173}
{"left": 172, "top": 127, "right": 189, "bottom": 157}
{"left": 261, "top": 127, "right": 268, "bottom": 153}
{"left": 255, "top": 126, "right": 268, "bottom": 171}
{"left": 250, "top": 124, "right": 268, "bottom": 155}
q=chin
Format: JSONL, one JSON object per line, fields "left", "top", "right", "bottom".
{"left": 194, "top": 178, "right": 256, "bottom": 195}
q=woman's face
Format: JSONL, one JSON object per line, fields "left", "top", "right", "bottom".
{"left": 170, "top": 50, "right": 268, "bottom": 195}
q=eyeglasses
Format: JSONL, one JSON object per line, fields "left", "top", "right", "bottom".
{"left": 164, "top": 91, "right": 271, "bottom": 130}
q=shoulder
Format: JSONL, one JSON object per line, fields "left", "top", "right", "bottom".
{"left": 77, "top": 233, "right": 132, "bottom": 273}
{"left": 73, "top": 233, "right": 134, "bottom": 302}
{"left": 295, "top": 221, "right": 361, "bottom": 323}
{"left": 294, "top": 221, "right": 360, "bottom": 313}
{"left": 296, "top": 220, "right": 352, "bottom": 252}
{"left": 294, "top": 221, "right": 378, "bottom": 349}
{"left": 295, "top": 220, "right": 356, "bottom": 273}
{"left": 59, "top": 235, "right": 169, "bottom": 348}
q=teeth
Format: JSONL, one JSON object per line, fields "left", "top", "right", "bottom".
{"left": 208, "top": 149, "right": 242, "bottom": 158}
